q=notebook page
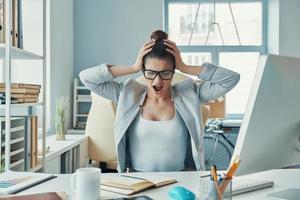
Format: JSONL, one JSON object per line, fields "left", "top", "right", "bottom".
{"left": 102, "top": 175, "right": 146, "bottom": 186}
{"left": 123, "top": 174, "right": 176, "bottom": 185}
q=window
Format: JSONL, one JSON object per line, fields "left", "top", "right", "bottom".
{"left": 165, "top": 0, "right": 266, "bottom": 117}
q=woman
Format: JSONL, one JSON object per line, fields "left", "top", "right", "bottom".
{"left": 80, "top": 30, "right": 240, "bottom": 172}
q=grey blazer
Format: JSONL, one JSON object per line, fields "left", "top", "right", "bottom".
{"left": 79, "top": 63, "right": 240, "bottom": 172}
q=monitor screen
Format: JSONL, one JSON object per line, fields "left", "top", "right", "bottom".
{"left": 232, "top": 54, "right": 300, "bottom": 175}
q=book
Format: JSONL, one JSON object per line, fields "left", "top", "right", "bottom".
{"left": 31, "top": 116, "right": 38, "bottom": 168}
{"left": 101, "top": 174, "right": 177, "bottom": 195}
{"left": 12, "top": 0, "right": 18, "bottom": 47}
{"left": 16, "top": 98, "right": 39, "bottom": 103}
{"left": 10, "top": 94, "right": 39, "bottom": 99}
{"left": 0, "top": 83, "right": 41, "bottom": 90}
{"left": 0, "top": 0, "right": 4, "bottom": 43}
{"left": 0, "top": 88, "right": 40, "bottom": 94}
{"left": 0, "top": 192, "right": 67, "bottom": 200}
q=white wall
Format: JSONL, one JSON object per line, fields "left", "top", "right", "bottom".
{"left": 74, "top": 0, "right": 164, "bottom": 77}
{"left": 49, "top": 0, "right": 74, "bottom": 132}
{"left": 268, "top": 0, "right": 300, "bottom": 58}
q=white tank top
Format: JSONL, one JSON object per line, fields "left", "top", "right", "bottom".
{"left": 128, "top": 110, "right": 188, "bottom": 172}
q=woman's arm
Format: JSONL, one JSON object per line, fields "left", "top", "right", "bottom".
{"left": 79, "top": 40, "right": 155, "bottom": 102}
{"left": 79, "top": 64, "right": 125, "bottom": 103}
{"left": 193, "top": 62, "right": 240, "bottom": 102}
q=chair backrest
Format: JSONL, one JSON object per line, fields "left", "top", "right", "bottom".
{"left": 85, "top": 92, "right": 117, "bottom": 163}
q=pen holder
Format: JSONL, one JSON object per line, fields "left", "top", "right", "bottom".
{"left": 198, "top": 178, "right": 232, "bottom": 200}
{"left": 220, "top": 179, "right": 232, "bottom": 200}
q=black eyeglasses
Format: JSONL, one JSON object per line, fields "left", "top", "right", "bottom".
{"left": 142, "top": 69, "right": 175, "bottom": 80}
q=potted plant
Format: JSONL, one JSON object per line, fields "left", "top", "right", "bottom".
{"left": 55, "top": 97, "right": 68, "bottom": 140}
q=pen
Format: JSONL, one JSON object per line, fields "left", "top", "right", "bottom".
{"left": 211, "top": 165, "right": 222, "bottom": 200}
{"left": 211, "top": 165, "right": 218, "bottom": 182}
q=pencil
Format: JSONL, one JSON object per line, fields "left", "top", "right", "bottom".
{"left": 211, "top": 165, "right": 222, "bottom": 200}
{"left": 226, "top": 160, "right": 241, "bottom": 179}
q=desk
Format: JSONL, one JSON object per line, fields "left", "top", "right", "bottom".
{"left": 38, "top": 134, "right": 88, "bottom": 174}
{"left": 20, "top": 169, "right": 300, "bottom": 199}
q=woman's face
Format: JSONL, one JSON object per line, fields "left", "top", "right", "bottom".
{"left": 143, "top": 58, "right": 174, "bottom": 97}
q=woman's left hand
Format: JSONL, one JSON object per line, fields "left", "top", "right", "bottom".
{"left": 164, "top": 39, "right": 187, "bottom": 72}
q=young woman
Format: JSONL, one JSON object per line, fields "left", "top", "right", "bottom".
{"left": 80, "top": 30, "right": 240, "bottom": 172}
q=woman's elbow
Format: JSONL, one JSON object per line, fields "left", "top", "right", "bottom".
{"left": 79, "top": 70, "right": 88, "bottom": 87}
{"left": 233, "top": 72, "right": 241, "bottom": 86}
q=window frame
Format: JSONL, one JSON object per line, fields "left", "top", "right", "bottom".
{"left": 164, "top": 0, "right": 267, "bottom": 118}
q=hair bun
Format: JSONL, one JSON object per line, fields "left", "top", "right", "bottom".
{"left": 150, "top": 30, "right": 168, "bottom": 40}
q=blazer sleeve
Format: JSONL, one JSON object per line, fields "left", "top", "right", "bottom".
{"left": 79, "top": 63, "right": 124, "bottom": 103}
{"left": 194, "top": 62, "right": 240, "bottom": 103}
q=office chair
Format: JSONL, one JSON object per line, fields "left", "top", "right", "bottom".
{"left": 85, "top": 92, "right": 118, "bottom": 172}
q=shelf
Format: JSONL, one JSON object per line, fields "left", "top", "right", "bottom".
{"left": 77, "top": 95, "right": 91, "bottom": 102}
{"left": 10, "top": 137, "right": 25, "bottom": 145}
{"left": 0, "top": 148, "right": 24, "bottom": 160}
{"left": 73, "top": 78, "right": 91, "bottom": 129}
{"left": 10, "top": 159, "right": 24, "bottom": 168}
{"left": 76, "top": 86, "right": 87, "bottom": 90}
{"left": 10, "top": 148, "right": 25, "bottom": 156}
{"left": 67, "top": 129, "right": 85, "bottom": 134}
{"left": 1, "top": 137, "right": 24, "bottom": 147}
{"left": 0, "top": 44, "right": 43, "bottom": 59}
{"left": 0, "top": 102, "right": 43, "bottom": 109}
{"left": 77, "top": 99, "right": 92, "bottom": 103}
{"left": 76, "top": 114, "right": 88, "bottom": 117}
{"left": 29, "top": 163, "right": 42, "bottom": 172}
{"left": 2, "top": 125, "right": 25, "bottom": 135}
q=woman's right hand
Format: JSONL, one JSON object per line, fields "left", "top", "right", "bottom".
{"left": 132, "top": 40, "right": 155, "bottom": 72}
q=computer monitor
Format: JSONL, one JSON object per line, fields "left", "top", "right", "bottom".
{"left": 232, "top": 54, "right": 300, "bottom": 176}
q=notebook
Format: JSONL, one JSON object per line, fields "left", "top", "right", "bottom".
{"left": 0, "top": 170, "right": 56, "bottom": 195}
{"left": 101, "top": 174, "right": 177, "bottom": 195}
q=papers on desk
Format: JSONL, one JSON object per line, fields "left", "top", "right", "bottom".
{"left": 0, "top": 170, "right": 56, "bottom": 195}
{"left": 101, "top": 174, "right": 177, "bottom": 195}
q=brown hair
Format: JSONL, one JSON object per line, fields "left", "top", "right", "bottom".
{"left": 143, "top": 30, "right": 175, "bottom": 69}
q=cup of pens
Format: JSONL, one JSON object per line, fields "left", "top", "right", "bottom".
{"left": 198, "top": 177, "right": 232, "bottom": 200}
{"left": 198, "top": 156, "right": 241, "bottom": 200}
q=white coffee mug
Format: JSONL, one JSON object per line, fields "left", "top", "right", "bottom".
{"left": 70, "top": 167, "right": 101, "bottom": 200}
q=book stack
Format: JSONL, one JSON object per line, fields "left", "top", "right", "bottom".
{"left": 0, "top": 83, "right": 41, "bottom": 104}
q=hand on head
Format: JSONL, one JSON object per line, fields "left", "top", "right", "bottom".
{"left": 133, "top": 40, "right": 155, "bottom": 72}
{"left": 163, "top": 39, "right": 187, "bottom": 72}
{"left": 134, "top": 30, "right": 187, "bottom": 74}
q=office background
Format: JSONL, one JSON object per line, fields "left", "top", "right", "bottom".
{"left": 12, "top": 0, "right": 299, "bottom": 135}
{"left": 1, "top": 0, "right": 300, "bottom": 172}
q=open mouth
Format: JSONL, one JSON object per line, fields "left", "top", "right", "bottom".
{"left": 152, "top": 85, "right": 163, "bottom": 93}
